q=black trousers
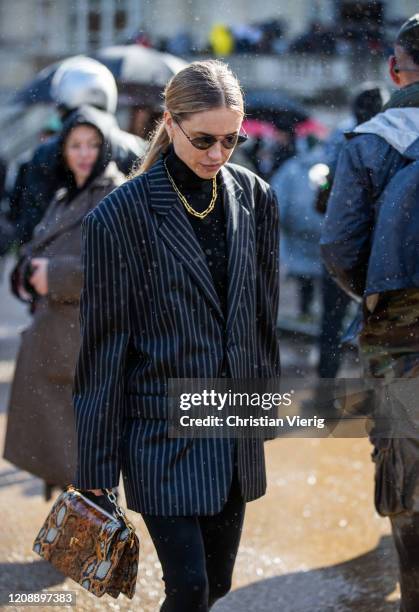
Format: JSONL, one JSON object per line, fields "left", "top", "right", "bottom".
{"left": 142, "top": 468, "right": 245, "bottom": 611}
{"left": 390, "top": 513, "right": 419, "bottom": 612}
{"left": 297, "top": 275, "right": 315, "bottom": 316}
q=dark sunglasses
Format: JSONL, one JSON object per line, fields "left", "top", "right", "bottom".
{"left": 174, "top": 118, "right": 248, "bottom": 150}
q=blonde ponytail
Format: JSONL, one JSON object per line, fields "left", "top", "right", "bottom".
{"left": 134, "top": 120, "right": 170, "bottom": 176}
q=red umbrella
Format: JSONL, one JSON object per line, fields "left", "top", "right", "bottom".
{"left": 295, "top": 118, "right": 329, "bottom": 140}
{"left": 242, "top": 118, "right": 281, "bottom": 139}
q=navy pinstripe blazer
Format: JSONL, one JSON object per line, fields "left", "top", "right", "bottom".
{"left": 73, "top": 157, "right": 280, "bottom": 516}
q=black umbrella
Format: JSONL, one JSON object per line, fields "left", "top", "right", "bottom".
{"left": 92, "top": 45, "right": 187, "bottom": 106}
{"left": 12, "top": 62, "right": 59, "bottom": 106}
{"left": 12, "top": 46, "right": 187, "bottom": 108}
{"left": 244, "top": 89, "right": 309, "bottom": 131}
{"left": 94, "top": 45, "right": 186, "bottom": 87}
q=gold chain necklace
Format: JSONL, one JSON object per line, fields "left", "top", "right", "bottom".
{"left": 164, "top": 160, "right": 217, "bottom": 219}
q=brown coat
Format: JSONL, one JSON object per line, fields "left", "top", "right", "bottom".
{"left": 4, "top": 163, "right": 124, "bottom": 485}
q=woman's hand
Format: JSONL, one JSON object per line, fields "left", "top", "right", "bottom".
{"left": 29, "top": 258, "right": 49, "bottom": 296}
{"left": 86, "top": 489, "right": 104, "bottom": 496}
{"left": 11, "top": 257, "right": 34, "bottom": 302}
{"left": 17, "top": 283, "right": 32, "bottom": 302}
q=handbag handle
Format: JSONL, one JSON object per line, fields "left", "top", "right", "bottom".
{"left": 104, "top": 488, "right": 136, "bottom": 542}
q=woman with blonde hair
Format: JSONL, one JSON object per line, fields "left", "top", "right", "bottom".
{"left": 74, "top": 60, "right": 280, "bottom": 610}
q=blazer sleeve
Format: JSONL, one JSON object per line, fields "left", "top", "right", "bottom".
{"left": 73, "top": 211, "right": 130, "bottom": 489}
{"left": 255, "top": 183, "right": 281, "bottom": 377}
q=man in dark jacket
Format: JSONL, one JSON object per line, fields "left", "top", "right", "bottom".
{"left": 321, "top": 15, "right": 419, "bottom": 611}
{"left": 317, "top": 83, "right": 388, "bottom": 379}
{"left": 1, "top": 57, "right": 146, "bottom": 252}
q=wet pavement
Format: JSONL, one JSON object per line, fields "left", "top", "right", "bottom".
{"left": 0, "top": 257, "right": 399, "bottom": 611}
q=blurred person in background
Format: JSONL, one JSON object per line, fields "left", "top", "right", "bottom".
{"left": 321, "top": 15, "right": 419, "bottom": 610}
{"left": 3, "top": 106, "right": 125, "bottom": 501}
{"left": 0, "top": 56, "right": 145, "bottom": 255}
{"left": 0, "top": 115, "right": 62, "bottom": 258}
{"left": 209, "top": 23, "right": 234, "bottom": 57}
{"left": 289, "top": 21, "right": 336, "bottom": 55}
{"left": 271, "top": 134, "right": 325, "bottom": 322}
{"left": 248, "top": 129, "right": 295, "bottom": 181}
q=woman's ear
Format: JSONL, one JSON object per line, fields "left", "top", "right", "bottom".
{"left": 163, "top": 111, "right": 174, "bottom": 143}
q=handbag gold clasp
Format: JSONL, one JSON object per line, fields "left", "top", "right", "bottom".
{"left": 70, "top": 536, "right": 80, "bottom": 547}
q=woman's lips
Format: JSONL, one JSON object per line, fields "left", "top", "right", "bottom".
{"left": 201, "top": 163, "right": 221, "bottom": 171}
{"left": 78, "top": 164, "right": 93, "bottom": 173}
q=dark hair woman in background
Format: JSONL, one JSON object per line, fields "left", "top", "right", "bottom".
{"left": 4, "top": 107, "right": 124, "bottom": 500}
{"left": 75, "top": 60, "right": 280, "bottom": 611}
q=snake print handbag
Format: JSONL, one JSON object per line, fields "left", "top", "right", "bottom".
{"left": 33, "top": 485, "right": 139, "bottom": 599}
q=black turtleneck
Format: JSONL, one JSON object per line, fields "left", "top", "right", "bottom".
{"left": 165, "top": 146, "right": 228, "bottom": 317}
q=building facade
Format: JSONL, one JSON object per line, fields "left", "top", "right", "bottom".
{"left": 0, "top": 0, "right": 418, "bottom": 95}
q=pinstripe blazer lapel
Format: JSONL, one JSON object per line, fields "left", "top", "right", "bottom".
{"left": 148, "top": 159, "right": 224, "bottom": 321}
{"left": 220, "top": 166, "right": 249, "bottom": 336}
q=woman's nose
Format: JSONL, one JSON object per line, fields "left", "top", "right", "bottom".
{"left": 83, "top": 144, "right": 97, "bottom": 158}
{"left": 207, "top": 141, "right": 223, "bottom": 160}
